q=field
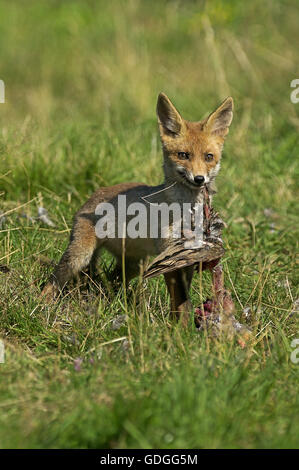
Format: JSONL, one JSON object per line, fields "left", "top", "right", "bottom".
{"left": 0, "top": 0, "right": 298, "bottom": 449}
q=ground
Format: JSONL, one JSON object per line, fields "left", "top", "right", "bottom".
{"left": 0, "top": 0, "right": 298, "bottom": 449}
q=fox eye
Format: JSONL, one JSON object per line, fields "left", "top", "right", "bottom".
{"left": 205, "top": 153, "right": 214, "bottom": 162}
{"left": 178, "top": 152, "right": 190, "bottom": 160}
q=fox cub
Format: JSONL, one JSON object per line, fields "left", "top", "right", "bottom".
{"left": 42, "top": 93, "right": 233, "bottom": 325}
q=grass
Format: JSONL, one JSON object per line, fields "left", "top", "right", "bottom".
{"left": 0, "top": 0, "right": 298, "bottom": 449}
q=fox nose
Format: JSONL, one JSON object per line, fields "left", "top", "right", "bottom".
{"left": 194, "top": 175, "right": 205, "bottom": 186}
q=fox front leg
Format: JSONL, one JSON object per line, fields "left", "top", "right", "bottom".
{"left": 164, "top": 266, "right": 194, "bottom": 327}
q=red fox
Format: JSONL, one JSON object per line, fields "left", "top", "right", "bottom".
{"left": 41, "top": 93, "right": 233, "bottom": 325}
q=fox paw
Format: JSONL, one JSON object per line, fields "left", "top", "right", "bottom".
{"left": 40, "top": 283, "right": 58, "bottom": 303}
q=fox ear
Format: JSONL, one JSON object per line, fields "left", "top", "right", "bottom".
{"left": 157, "top": 92, "right": 183, "bottom": 136}
{"left": 204, "top": 97, "right": 233, "bottom": 137}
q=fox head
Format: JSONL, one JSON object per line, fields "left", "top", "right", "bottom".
{"left": 157, "top": 93, "right": 233, "bottom": 190}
